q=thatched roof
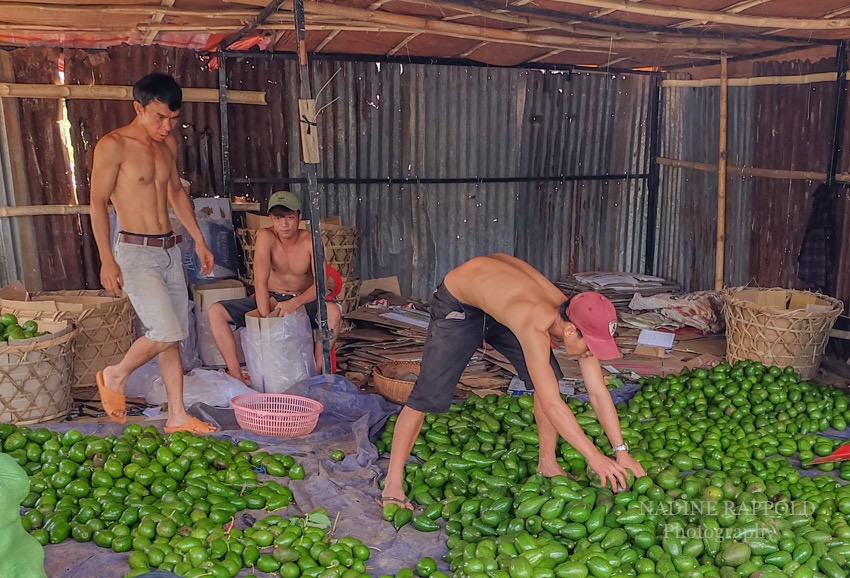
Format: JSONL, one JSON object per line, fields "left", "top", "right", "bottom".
{"left": 0, "top": 0, "right": 847, "bottom": 70}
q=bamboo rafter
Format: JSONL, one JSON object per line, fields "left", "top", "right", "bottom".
{"left": 676, "top": 0, "right": 774, "bottom": 30}
{"left": 663, "top": 72, "right": 837, "bottom": 87}
{"left": 223, "top": 0, "right": 786, "bottom": 53}
{"left": 656, "top": 157, "right": 850, "bottom": 182}
{"left": 765, "top": 3, "right": 850, "bottom": 36}
{"left": 0, "top": 82, "right": 267, "bottom": 105}
{"left": 316, "top": 0, "right": 388, "bottom": 52}
{"left": 0, "top": 2, "right": 257, "bottom": 19}
{"left": 540, "top": 0, "right": 850, "bottom": 30}
{"left": 591, "top": 0, "right": 644, "bottom": 19}
{"left": 388, "top": 33, "right": 419, "bottom": 56}
{"left": 143, "top": 0, "right": 175, "bottom": 45}
{"left": 0, "top": 203, "right": 262, "bottom": 217}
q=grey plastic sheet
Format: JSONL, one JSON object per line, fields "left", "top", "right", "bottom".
{"left": 39, "top": 375, "right": 449, "bottom": 577}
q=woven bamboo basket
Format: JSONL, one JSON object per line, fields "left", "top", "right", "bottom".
{"left": 320, "top": 225, "right": 359, "bottom": 278}
{"left": 4, "top": 291, "right": 135, "bottom": 389}
{"left": 722, "top": 287, "right": 844, "bottom": 380}
{"left": 235, "top": 228, "right": 259, "bottom": 285}
{"left": 236, "top": 225, "right": 359, "bottom": 285}
{"left": 373, "top": 361, "right": 420, "bottom": 404}
{"left": 335, "top": 277, "right": 361, "bottom": 317}
{"left": 0, "top": 322, "right": 76, "bottom": 425}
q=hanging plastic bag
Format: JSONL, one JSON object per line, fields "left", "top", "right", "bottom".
{"left": 241, "top": 309, "right": 317, "bottom": 394}
{"left": 145, "top": 368, "right": 255, "bottom": 408}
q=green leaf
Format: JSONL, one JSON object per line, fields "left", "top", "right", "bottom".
{"left": 305, "top": 513, "right": 332, "bottom": 529}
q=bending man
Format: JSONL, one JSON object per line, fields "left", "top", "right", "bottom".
{"left": 383, "top": 254, "right": 645, "bottom": 508}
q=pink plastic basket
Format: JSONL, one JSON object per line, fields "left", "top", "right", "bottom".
{"left": 230, "top": 394, "right": 324, "bottom": 437}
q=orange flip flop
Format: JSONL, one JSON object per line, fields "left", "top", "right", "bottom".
{"left": 163, "top": 416, "right": 219, "bottom": 435}
{"left": 96, "top": 370, "right": 126, "bottom": 424}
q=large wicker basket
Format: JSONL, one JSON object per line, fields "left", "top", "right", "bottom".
{"left": 0, "top": 322, "right": 76, "bottom": 425}
{"left": 9, "top": 291, "right": 135, "bottom": 389}
{"left": 723, "top": 287, "right": 844, "bottom": 380}
{"left": 373, "top": 361, "right": 420, "bottom": 404}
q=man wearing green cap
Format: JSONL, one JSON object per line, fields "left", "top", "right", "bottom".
{"left": 208, "top": 191, "right": 342, "bottom": 382}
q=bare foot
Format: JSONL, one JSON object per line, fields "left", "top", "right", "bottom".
{"left": 100, "top": 366, "right": 127, "bottom": 420}
{"left": 227, "top": 370, "right": 249, "bottom": 385}
{"left": 164, "top": 416, "right": 219, "bottom": 434}
{"left": 381, "top": 485, "right": 414, "bottom": 510}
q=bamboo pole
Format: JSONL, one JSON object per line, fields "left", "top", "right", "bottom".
{"left": 0, "top": 83, "right": 267, "bottom": 105}
{"left": 676, "top": 0, "right": 773, "bottom": 30}
{"left": 142, "top": 0, "right": 175, "bottom": 46}
{"left": 663, "top": 72, "right": 837, "bottom": 88}
{"left": 537, "top": 0, "right": 850, "bottom": 31}
{"left": 225, "top": 0, "right": 773, "bottom": 52}
{"left": 0, "top": 2, "right": 257, "bottom": 19}
{"left": 0, "top": 203, "right": 261, "bottom": 217}
{"left": 715, "top": 55, "right": 728, "bottom": 292}
{"left": 655, "top": 157, "right": 844, "bottom": 181}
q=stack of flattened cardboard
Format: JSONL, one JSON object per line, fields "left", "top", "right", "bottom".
{"left": 336, "top": 278, "right": 512, "bottom": 396}
{"left": 557, "top": 272, "right": 679, "bottom": 310}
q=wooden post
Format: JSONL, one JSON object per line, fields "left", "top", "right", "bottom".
{"left": 293, "top": 0, "right": 332, "bottom": 375}
{"left": 715, "top": 55, "right": 728, "bottom": 292}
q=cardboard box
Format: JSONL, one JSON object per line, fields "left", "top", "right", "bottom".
{"left": 192, "top": 280, "right": 247, "bottom": 367}
{"left": 633, "top": 344, "right": 668, "bottom": 358}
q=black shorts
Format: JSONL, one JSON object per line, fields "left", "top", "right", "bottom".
{"left": 219, "top": 292, "right": 319, "bottom": 330}
{"left": 405, "top": 282, "right": 563, "bottom": 414}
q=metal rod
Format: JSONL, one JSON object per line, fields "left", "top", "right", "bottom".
{"left": 233, "top": 173, "right": 651, "bottom": 185}
{"left": 828, "top": 40, "right": 848, "bottom": 187}
{"left": 644, "top": 73, "right": 662, "bottom": 276}
{"left": 218, "top": 52, "right": 232, "bottom": 198}
{"left": 293, "top": 0, "right": 332, "bottom": 375}
{"left": 213, "top": 49, "right": 653, "bottom": 75}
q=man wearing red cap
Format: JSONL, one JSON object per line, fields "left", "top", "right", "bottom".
{"left": 382, "top": 254, "right": 645, "bottom": 509}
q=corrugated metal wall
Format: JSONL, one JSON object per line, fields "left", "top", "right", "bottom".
{"left": 4, "top": 47, "right": 653, "bottom": 297}
{"left": 657, "top": 56, "right": 850, "bottom": 310}
{"left": 270, "top": 61, "right": 652, "bottom": 297}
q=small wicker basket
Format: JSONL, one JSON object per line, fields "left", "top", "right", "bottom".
{"left": 373, "top": 361, "right": 420, "bottom": 405}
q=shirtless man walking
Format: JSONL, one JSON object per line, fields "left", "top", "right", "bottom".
{"left": 90, "top": 73, "right": 218, "bottom": 434}
{"left": 208, "top": 190, "right": 341, "bottom": 382}
{"left": 382, "top": 254, "right": 646, "bottom": 508}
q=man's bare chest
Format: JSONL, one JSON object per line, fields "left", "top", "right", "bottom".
{"left": 119, "top": 141, "right": 173, "bottom": 186}
{"left": 270, "top": 244, "right": 312, "bottom": 275}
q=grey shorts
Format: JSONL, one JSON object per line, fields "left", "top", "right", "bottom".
{"left": 114, "top": 239, "right": 189, "bottom": 343}
{"left": 405, "top": 282, "right": 564, "bottom": 414}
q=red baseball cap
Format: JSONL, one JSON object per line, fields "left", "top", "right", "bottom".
{"left": 566, "top": 292, "right": 621, "bottom": 360}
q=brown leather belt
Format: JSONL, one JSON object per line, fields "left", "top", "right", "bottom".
{"left": 118, "top": 233, "right": 183, "bottom": 249}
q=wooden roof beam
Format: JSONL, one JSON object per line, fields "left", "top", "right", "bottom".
{"left": 315, "top": 0, "right": 393, "bottom": 52}
{"left": 222, "top": 0, "right": 790, "bottom": 54}
{"left": 676, "top": 0, "right": 774, "bottom": 30}
{"left": 217, "top": 0, "right": 286, "bottom": 51}
{"left": 540, "top": 0, "right": 850, "bottom": 30}
{"left": 142, "top": 0, "right": 175, "bottom": 46}
{"left": 591, "top": 0, "right": 643, "bottom": 20}
{"left": 388, "top": 32, "right": 420, "bottom": 55}
{"left": 764, "top": 3, "right": 850, "bottom": 36}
